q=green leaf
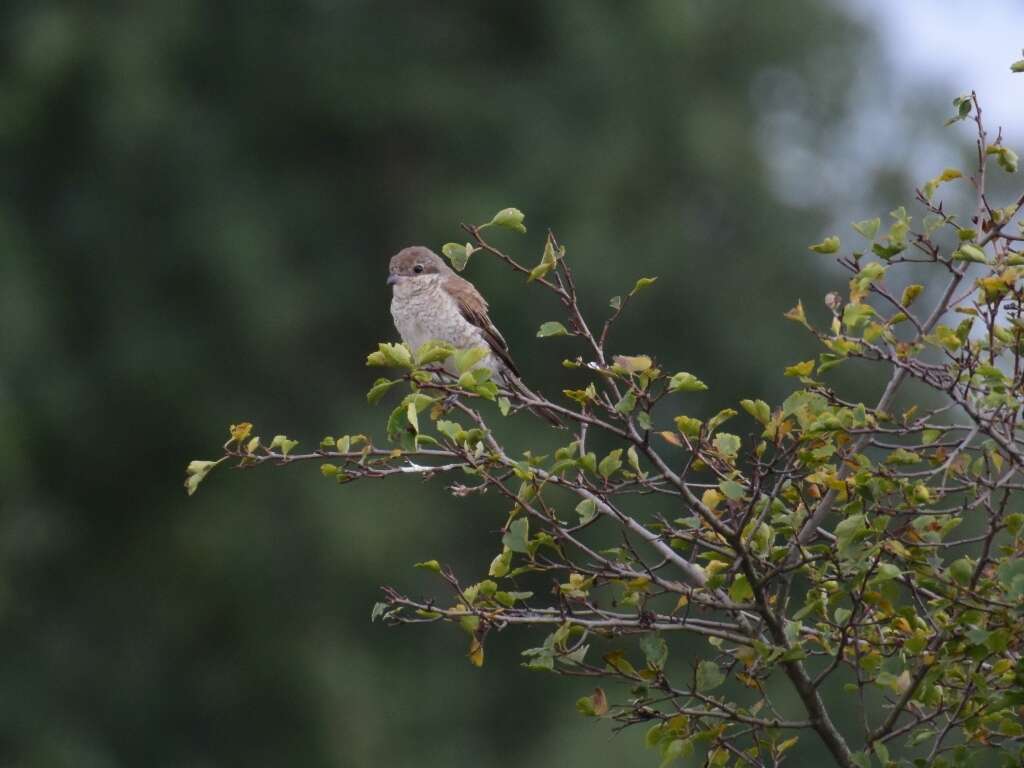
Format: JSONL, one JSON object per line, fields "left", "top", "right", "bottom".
{"left": 367, "top": 377, "right": 399, "bottom": 405}
{"left": 184, "top": 459, "right": 218, "bottom": 496}
{"left": 808, "top": 235, "right": 840, "bottom": 254}
{"left": 712, "top": 433, "right": 741, "bottom": 459}
{"left": 953, "top": 243, "right": 987, "bottom": 263}
{"left": 873, "top": 563, "right": 901, "bottom": 582}
{"left": 487, "top": 207, "right": 527, "bottom": 233}
{"left": 784, "top": 359, "right": 815, "bottom": 377}
{"left": 998, "top": 558, "right": 1024, "bottom": 599}
{"left": 843, "top": 303, "right": 876, "bottom": 331}
{"left": 441, "top": 242, "right": 474, "bottom": 271}
{"left": 696, "top": 660, "right": 725, "bottom": 692}
{"left": 835, "top": 514, "right": 868, "bottom": 559}
{"left": 1012, "top": 58, "right": 1024, "bottom": 73}
{"left": 614, "top": 390, "right": 637, "bottom": 414}
{"left": 537, "top": 321, "right": 569, "bottom": 338}
{"left": 639, "top": 633, "right": 668, "bottom": 669}
{"left": 739, "top": 398, "right": 771, "bottom": 425}
{"left": 667, "top": 372, "right": 707, "bottom": 393}
{"left": 613, "top": 354, "right": 653, "bottom": 373}
{"left": 503, "top": 518, "right": 530, "bottom": 554}
{"left": 598, "top": 449, "right": 623, "bottom": 479}
{"left": 367, "top": 342, "right": 413, "bottom": 368}
{"left": 719, "top": 480, "right": 745, "bottom": 500}
{"left": 673, "top": 415, "right": 702, "bottom": 438}
{"left": 901, "top": 284, "right": 923, "bottom": 307}
{"left": 575, "top": 499, "right": 598, "bottom": 524}
{"left": 269, "top": 434, "right": 299, "bottom": 456}
{"left": 659, "top": 739, "right": 692, "bottom": 767}
{"left": 488, "top": 549, "right": 512, "bottom": 578}
{"left": 885, "top": 448, "right": 921, "bottom": 465}
{"left": 948, "top": 557, "right": 973, "bottom": 586}
{"left": 707, "top": 408, "right": 737, "bottom": 433}
{"left": 784, "top": 300, "right": 809, "bottom": 327}
{"left": 528, "top": 239, "right": 561, "bottom": 282}
{"left": 414, "top": 340, "right": 456, "bottom": 365}
{"left": 944, "top": 94, "right": 973, "bottom": 126}
{"left": 986, "top": 144, "right": 1019, "bottom": 174}
{"left": 852, "top": 217, "right": 881, "bottom": 240}
{"left": 414, "top": 560, "right": 442, "bottom": 572}
{"left": 630, "top": 276, "right": 658, "bottom": 295}
{"left": 453, "top": 346, "right": 490, "bottom": 374}
{"left": 497, "top": 397, "right": 511, "bottom": 416}
{"left": 729, "top": 574, "right": 753, "bottom": 602}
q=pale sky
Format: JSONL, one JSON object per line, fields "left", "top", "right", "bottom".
{"left": 760, "top": 1, "right": 1024, "bottom": 217}
{"left": 844, "top": 0, "right": 1024, "bottom": 127}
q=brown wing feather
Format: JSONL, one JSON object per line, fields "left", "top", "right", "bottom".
{"left": 443, "top": 273, "right": 521, "bottom": 378}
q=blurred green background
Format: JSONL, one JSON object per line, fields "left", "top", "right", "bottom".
{"left": 0, "top": 1, "right": 1008, "bottom": 766}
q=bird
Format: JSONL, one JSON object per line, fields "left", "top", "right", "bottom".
{"left": 387, "top": 245, "right": 561, "bottom": 426}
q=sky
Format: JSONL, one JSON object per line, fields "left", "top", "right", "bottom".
{"left": 760, "top": 0, "right": 1024, "bottom": 225}
{"left": 846, "top": 0, "right": 1024, "bottom": 127}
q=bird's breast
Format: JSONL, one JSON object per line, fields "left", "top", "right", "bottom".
{"left": 390, "top": 282, "right": 499, "bottom": 375}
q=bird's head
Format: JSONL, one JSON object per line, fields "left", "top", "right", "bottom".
{"left": 387, "top": 246, "right": 447, "bottom": 288}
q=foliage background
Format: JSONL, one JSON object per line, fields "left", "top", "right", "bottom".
{"left": 0, "top": 2, "right": 1019, "bottom": 766}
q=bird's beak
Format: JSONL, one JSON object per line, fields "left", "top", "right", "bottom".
{"left": 386, "top": 274, "right": 399, "bottom": 286}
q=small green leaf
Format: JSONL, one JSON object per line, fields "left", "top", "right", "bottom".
{"left": 659, "top": 739, "right": 692, "bottom": 767}
{"left": 414, "top": 560, "right": 442, "bottom": 573}
{"left": 696, "top": 660, "right": 725, "bottom": 692}
{"left": 528, "top": 239, "right": 561, "bottom": 282}
{"left": 184, "top": 459, "right": 218, "bottom": 496}
{"left": 720, "top": 480, "right": 745, "bottom": 500}
{"left": 639, "top": 633, "right": 668, "bottom": 669}
{"left": 809, "top": 235, "right": 840, "bottom": 254}
{"left": 598, "top": 449, "right": 623, "bottom": 479}
{"left": 673, "top": 415, "right": 702, "bottom": 438}
{"left": 784, "top": 359, "right": 815, "bottom": 377}
{"left": 852, "top": 218, "right": 881, "bottom": 240}
{"left": 948, "top": 557, "right": 973, "bottom": 586}
{"left": 712, "top": 433, "right": 741, "bottom": 459}
{"left": 953, "top": 243, "right": 987, "bottom": 263}
{"left": 885, "top": 448, "right": 921, "bottom": 465}
{"left": 367, "top": 377, "right": 399, "bottom": 405}
{"left": 503, "top": 518, "right": 530, "bottom": 554}
{"left": 729, "top": 574, "right": 753, "bottom": 602}
{"left": 901, "top": 284, "right": 923, "bottom": 307}
{"left": 630, "top": 276, "right": 658, "bottom": 295}
{"left": 454, "top": 346, "right": 490, "bottom": 374}
{"left": 614, "top": 390, "right": 637, "bottom": 414}
{"left": 667, "top": 372, "right": 707, "bottom": 393}
{"left": 269, "top": 434, "right": 299, "bottom": 456}
{"left": 497, "top": 397, "right": 511, "bottom": 416}
{"left": 367, "top": 342, "right": 413, "bottom": 368}
{"left": 441, "top": 242, "right": 475, "bottom": 271}
{"left": 537, "top": 321, "right": 569, "bottom": 338}
{"left": 415, "top": 340, "right": 456, "bottom": 365}
{"left": 575, "top": 499, "right": 598, "bottom": 524}
{"left": 739, "top": 398, "right": 771, "bottom": 425}
{"left": 487, "top": 207, "right": 527, "bottom": 233}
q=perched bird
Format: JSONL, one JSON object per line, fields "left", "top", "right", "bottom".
{"left": 387, "top": 245, "right": 561, "bottom": 425}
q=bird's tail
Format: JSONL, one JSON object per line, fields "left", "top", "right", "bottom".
{"left": 505, "top": 376, "right": 564, "bottom": 428}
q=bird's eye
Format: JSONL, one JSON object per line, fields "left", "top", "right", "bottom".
{"left": 413, "top": 265, "right": 423, "bottom": 274}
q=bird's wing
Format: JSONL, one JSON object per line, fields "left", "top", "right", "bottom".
{"left": 443, "top": 273, "right": 521, "bottom": 378}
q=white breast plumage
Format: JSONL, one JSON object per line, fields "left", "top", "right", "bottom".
{"left": 390, "top": 276, "right": 505, "bottom": 380}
